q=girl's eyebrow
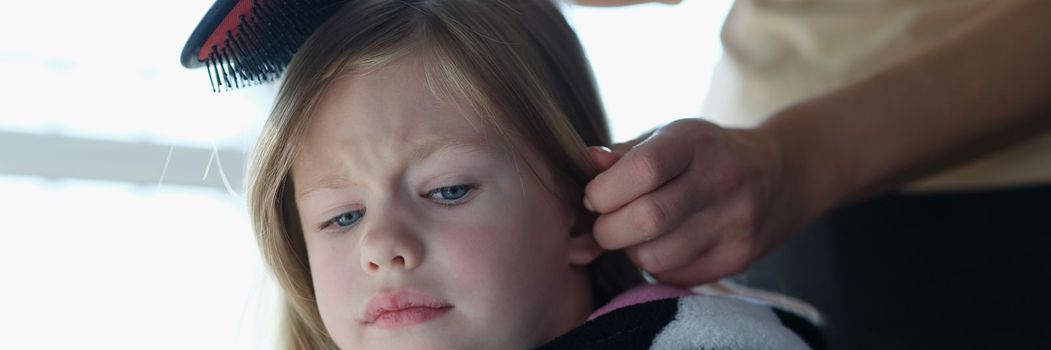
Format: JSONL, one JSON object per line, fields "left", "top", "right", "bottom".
{"left": 296, "top": 178, "right": 354, "bottom": 201}
{"left": 408, "top": 136, "right": 491, "bottom": 163}
{"left": 296, "top": 137, "right": 494, "bottom": 200}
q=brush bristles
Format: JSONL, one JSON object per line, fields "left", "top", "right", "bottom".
{"left": 205, "top": 0, "right": 347, "bottom": 92}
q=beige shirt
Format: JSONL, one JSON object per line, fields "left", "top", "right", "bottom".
{"left": 703, "top": 0, "right": 1051, "bottom": 192}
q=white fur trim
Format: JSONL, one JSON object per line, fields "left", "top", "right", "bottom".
{"left": 650, "top": 295, "right": 812, "bottom": 350}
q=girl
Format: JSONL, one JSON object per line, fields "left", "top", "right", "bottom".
{"left": 242, "top": 0, "right": 821, "bottom": 348}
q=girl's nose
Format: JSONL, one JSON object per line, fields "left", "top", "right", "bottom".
{"left": 359, "top": 222, "right": 424, "bottom": 274}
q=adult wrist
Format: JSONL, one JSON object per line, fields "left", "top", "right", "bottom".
{"left": 754, "top": 106, "right": 846, "bottom": 226}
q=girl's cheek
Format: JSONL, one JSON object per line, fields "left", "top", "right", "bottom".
{"left": 430, "top": 222, "right": 514, "bottom": 266}
{"left": 311, "top": 265, "right": 359, "bottom": 329}
{"left": 307, "top": 238, "right": 366, "bottom": 307}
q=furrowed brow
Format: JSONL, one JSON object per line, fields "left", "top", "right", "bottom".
{"left": 408, "top": 136, "right": 491, "bottom": 163}
{"left": 296, "top": 137, "right": 493, "bottom": 200}
{"left": 295, "top": 177, "right": 354, "bottom": 201}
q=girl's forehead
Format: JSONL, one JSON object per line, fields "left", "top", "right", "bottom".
{"left": 312, "top": 58, "right": 461, "bottom": 131}
{"left": 291, "top": 50, "right": 551, "bottom": 183}
{"left": 303, "top": 51, "right": 523, "bottom": 153}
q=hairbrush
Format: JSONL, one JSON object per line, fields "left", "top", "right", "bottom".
{"left": 180, "top": 0, "right": 347, "bottom": 92}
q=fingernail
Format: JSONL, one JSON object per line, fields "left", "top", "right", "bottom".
{"left": 598, "top": 146, "right": 612, "bottom": 153}
{"left": 584, "top": 197, "right": 595, "bottom": 212}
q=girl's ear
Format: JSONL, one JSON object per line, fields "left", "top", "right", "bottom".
{"left": 568, "top": 206, "right": 605, "bottom": 266}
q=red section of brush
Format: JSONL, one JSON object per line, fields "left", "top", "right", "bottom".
{"left": 198, "top": 0, "right": 258, "bottom": 63}
{"left": 180, "top": 0, "right": 347, "bottom": 92}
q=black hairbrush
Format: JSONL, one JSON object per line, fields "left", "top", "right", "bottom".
{"left": 180, "top": 0, "right": 347, "bottom": 92}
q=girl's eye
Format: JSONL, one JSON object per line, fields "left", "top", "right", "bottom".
{"left": 427, "top": 184, "right": 474, "bottom": 204}
{"left": 328, "top": 210, "right": 364, "bottom": 231}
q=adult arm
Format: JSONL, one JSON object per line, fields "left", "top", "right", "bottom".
{"left": 584, "top": 0, "right": 1051, "bottom": 286}
{"left": 763, "top": 0, "right": 1051, "bottom": 218}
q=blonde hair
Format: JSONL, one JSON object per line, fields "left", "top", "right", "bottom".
{"left": 247, "top": 0, "right": 643, "bottom": 348}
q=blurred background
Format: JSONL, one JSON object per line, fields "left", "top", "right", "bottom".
{"left": 0, "top": 0, "right": 732, "bottom": 348}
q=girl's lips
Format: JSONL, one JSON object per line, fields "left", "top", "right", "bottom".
{"left": 370, "top": 306, "right": 453, "bottom": 329}
{"left": 364, "top": 290, "right": 453, "bottom": 329}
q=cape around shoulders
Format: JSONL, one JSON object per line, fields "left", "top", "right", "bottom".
{"left": 537, "top": 284, "right": 826, "bottom": 350}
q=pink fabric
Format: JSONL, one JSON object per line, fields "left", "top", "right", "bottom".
{"left": 588, "top": 284, "right": 695, "bottom": 321}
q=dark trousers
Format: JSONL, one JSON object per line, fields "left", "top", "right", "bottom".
{"left": 738, "top": 185, "right": 1051, "bottom": 349}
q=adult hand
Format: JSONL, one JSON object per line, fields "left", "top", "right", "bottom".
{"left": 584, "top": 118, "right": 820, "bottom": 287}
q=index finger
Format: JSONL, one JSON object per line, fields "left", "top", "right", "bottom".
{"left": 584, "top": 130, "right": 692, "bottom": 214}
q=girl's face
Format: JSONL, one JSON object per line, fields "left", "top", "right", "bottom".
{"left": 291, "top": 52, "right": 602, "bottom": 349}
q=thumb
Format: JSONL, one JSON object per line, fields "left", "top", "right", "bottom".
{"left": 611, "top": 128, "right": 656, "bottom": 154}
{"left": 586, "top": 146, "right": 623, "bottom": 173}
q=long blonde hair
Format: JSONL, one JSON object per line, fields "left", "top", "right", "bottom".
{"left": 247, "top": 0, "right": 643, "bottom": 348}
